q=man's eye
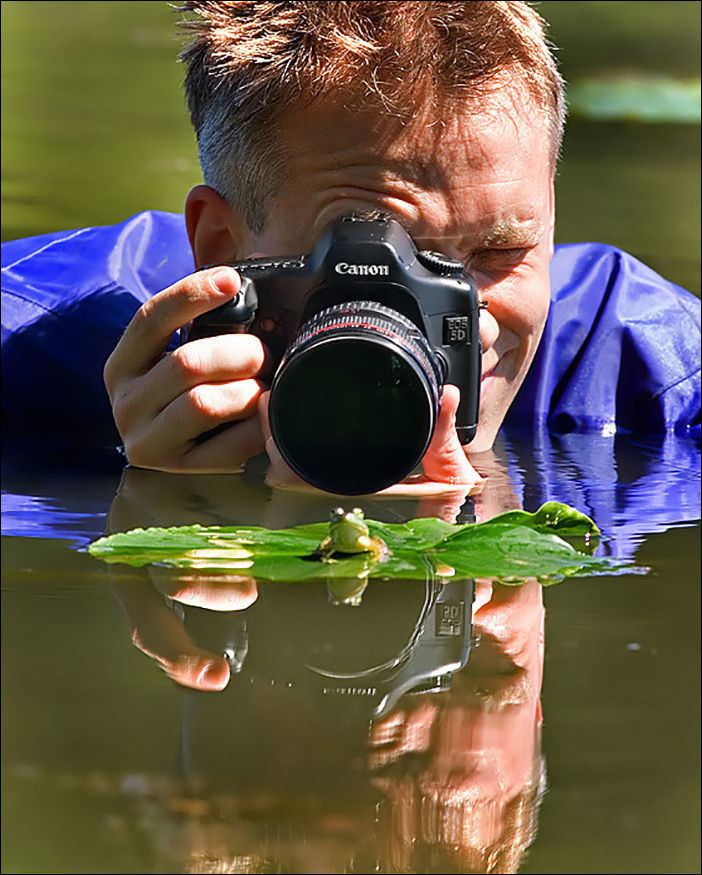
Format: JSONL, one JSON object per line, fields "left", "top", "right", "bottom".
{"left": 471, "top": 248, "right": 529, "bottom": 270}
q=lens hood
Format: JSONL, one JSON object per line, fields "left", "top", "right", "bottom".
{"left": 269, "top": 301, "right": 444, "bottom": 495}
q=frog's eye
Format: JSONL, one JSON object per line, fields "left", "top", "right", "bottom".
{"left": 331, "top": 507, "right": 345, "bottom": 520}
{"left": 352, "top": 507, "right": 364, "bottom": 518}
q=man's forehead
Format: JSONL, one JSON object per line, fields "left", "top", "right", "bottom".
{"left": 272, "top": 85, "right": 553, "bottom": 249}
{"left": 284, "top": 77, "right": 550, "bottom": 169}
{"left": 369, "top": 104, "right": 552, "bottom": 244}
{"left": 395, "top": 101, "right": 551, "bottom": 186}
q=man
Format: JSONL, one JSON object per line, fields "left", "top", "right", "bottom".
{"left": 101, "top": 1, "right": 562, "bottom": 489}
{"left": 2, "top": 1, "right": 699, "bottom": 491}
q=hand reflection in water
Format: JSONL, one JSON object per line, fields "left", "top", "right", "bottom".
{"left": 111, "top": 567, "right": 256, "bottom": 691}
{"left": 107, "top": 468, "right": 264, "bottom": 691}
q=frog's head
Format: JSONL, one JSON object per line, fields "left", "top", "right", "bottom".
{"left": 328, "top": 507, "right": 370, "bottom": 552}
{"left": 330, "top": 506, "right": 366, "bottom": 526}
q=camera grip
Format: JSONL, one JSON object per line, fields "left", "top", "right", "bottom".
{"left": 453, "top": 361, "right": 480, "bottom": 446}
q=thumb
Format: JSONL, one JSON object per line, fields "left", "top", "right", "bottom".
{"left": 422, "top": 385, "right": 483, "bottom": 486}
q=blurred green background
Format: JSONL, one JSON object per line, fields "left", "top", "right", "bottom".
{"left": 1, "top": 0, "right": 700, "bottom": 291}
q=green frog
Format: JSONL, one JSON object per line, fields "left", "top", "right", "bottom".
{"left": 316, "top": 507, "right": 389, "bottom": 562}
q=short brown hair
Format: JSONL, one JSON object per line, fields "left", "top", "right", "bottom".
{"left": 179, "top": 1, "right": 565, "bottom": 233}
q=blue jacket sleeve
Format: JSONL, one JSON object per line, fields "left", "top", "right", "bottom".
{"left": 1, "top": 211, "right": 193, "bottom": 446}
{"left": 506, "top": 243, "right": 701, "bottom": 436}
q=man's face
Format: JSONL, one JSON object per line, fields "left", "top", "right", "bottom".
{"left": 237, "top": 85, "right": 555, "bottom": 453}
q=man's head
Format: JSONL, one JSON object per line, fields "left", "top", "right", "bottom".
{"left": 179, "top": 1, "right": 565, "bottom": 453}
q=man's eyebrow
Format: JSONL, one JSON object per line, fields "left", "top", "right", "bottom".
{"left": 478, "top": 218, "right": 545, "bottom": 248}
{"left": 336, "top": 209, "right": 545, "bottom": 248}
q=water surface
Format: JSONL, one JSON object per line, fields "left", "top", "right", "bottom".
{"left": 3, "top": 432, "right": 700, "bottom": 873}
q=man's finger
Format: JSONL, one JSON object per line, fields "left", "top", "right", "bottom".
{"left": 104, "top": 266, "right": 240, "bottom": 395}
{"left": 112, "top": 334, "right": 268, "bottom": 431}
{"left": 124, "top": 398, "right": 265, "bottom": 473}
{"left": 152, "top": 377, "right": 264, "bottom": 444}
{"left": 181, "top": 415, "right": 264, "bottom": 472}
{"left": 150, "top": 568, "right": 259, "bottom": 612}
{"left": 111, "top": 574, "right": 231, "bottom": 691}
{"left": 422, "top": 384, "right": 483, "bottom": 486}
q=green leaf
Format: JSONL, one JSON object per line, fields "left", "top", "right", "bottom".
{"left": 87, "top": 501, "right": 631, "bottom": 586}
{"left": 473, "top": 501, "right": 600, "bottom": 535}
{"left": 435, "top": 526, "right": 611, "bottom": 581}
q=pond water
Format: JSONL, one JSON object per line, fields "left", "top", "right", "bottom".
{"left": 3, "top": 434, "right": 700, "bottom": 874}
{"left": 1, "top": 2, "right": 700, "bottom": 874}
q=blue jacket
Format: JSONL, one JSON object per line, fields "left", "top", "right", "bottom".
{"left": 2, "top": 210, "right": 699, "bottom": 445}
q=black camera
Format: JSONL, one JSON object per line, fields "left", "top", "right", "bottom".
{"left": 184, "top": 215, "right": 481, "bottom": 494}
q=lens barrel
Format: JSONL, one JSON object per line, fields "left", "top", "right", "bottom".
{"left": 268, "top": 301, "right": 444, "bottom": 495}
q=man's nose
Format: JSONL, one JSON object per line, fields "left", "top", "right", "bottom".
{"left": 479, "top": 307, "right": 499, "bottom": 353}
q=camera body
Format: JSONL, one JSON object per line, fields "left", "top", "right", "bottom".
{"left": 185, "top": 215, "right": 481, "bottom": 493}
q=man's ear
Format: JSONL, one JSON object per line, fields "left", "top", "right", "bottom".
{"left": 184, "top": 185, "right": 250, "bottom": 268}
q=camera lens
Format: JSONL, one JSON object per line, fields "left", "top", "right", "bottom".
{"left": 268, "top": 301, "right": 444, "bottom": 495}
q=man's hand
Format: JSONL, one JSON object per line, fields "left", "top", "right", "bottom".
{"left": 104, "top": 267, "right": 266, "bottom": 473}
{"left": 112, "top": 568, "right": 257, "bottom": 691}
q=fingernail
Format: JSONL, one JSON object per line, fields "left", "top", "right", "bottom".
{"left": 209, "top": 267, "right": 239, "bottom": 295}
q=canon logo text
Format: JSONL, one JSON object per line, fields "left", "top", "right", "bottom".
{"left": 334, "top": 262, "right": 390, "bottom": 276}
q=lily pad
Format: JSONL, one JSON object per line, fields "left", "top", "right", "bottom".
{"left": 87, "top": 502, "right": 629, "bottom": 585}
{"left": 567, "top": 76, "right": 701, "bottom": 124}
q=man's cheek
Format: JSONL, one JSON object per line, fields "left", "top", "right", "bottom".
{"left": 485, "top": 276, "right": 550, "bottom": 340}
